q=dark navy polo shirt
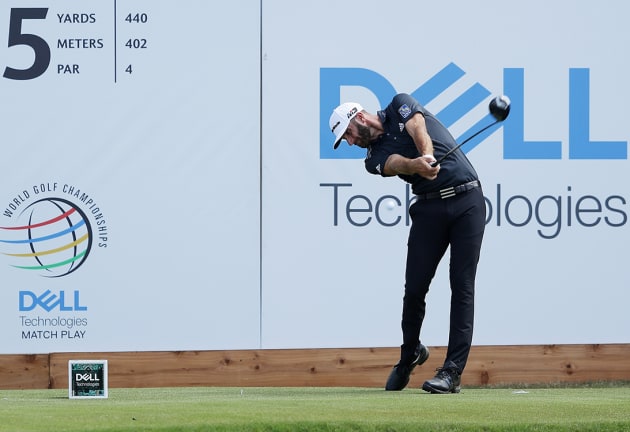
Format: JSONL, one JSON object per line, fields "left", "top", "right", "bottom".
{"left": 364, "top": 93, "right": 479, "bottom": 195}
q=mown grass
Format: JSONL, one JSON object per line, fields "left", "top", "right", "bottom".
{"left": 1, "top": 386, "right": 629, "bottom": 431}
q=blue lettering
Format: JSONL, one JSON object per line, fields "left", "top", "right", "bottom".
{"left": 19, "top": 291, "right": 38, "bottom": 311}
{"left": 74, "top": 290, "right": 87, "bottom": 311}
{"left": 569, "top": 68, "right": 627, "bottom": 159}
{"left": 18, "top": 290, "right": 87, "bottom": 312}
{"left": 503, "top": 68, "right": 562, "bottom": 159}
{"left": 320, "top": 66, "right": 627, "bottom": 161}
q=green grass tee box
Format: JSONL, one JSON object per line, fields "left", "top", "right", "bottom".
{"left": 1, "top": 386, "right": 629, "bottom": 432}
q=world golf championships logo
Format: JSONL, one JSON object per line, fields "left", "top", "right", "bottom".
{"left": 0, "top": 198, "right": 92, "bottom": 277}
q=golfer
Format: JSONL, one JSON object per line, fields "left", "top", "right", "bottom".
{"left": 329, "top": 93, "right": 486, "bottom": 393}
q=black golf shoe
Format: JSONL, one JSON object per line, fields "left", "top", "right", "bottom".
{"left": 385, "top": 343, "right": 430, "bottom": 391}
{"left": 422, "top": 367, "right": 461, "bottom": 394}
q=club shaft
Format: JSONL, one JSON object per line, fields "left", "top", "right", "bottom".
{"left": 430, "top": 119, "right": 499, "bottom": 167}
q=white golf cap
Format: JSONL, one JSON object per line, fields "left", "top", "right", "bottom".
{"left": 329, "top": 102, "right": 363, "bottom": 149}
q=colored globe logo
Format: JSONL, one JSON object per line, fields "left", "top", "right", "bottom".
{"left": 0, "top": 198, "right": 93, "bottom": 277}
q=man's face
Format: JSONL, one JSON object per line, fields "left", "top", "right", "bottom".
{"left": 342, "top": 117, "right": 372, "bottom": 148}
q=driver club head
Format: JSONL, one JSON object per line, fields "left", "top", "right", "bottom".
{"left": 489, "top": 95, "right": 511, "bottom": 121}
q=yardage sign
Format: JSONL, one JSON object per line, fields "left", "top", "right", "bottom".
{"left": 2, "top": 3, "right": 151, "bottom": 82}
{"left": 68, "top": 360, "right": 108, "bottom": 399}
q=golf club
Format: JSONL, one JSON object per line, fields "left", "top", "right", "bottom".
{"left": 430, "top": 95, "right": 511, "bottom": 167}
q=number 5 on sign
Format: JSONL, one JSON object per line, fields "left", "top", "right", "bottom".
{"left": 3, "top": 8, "right": 51, "bottom": 80}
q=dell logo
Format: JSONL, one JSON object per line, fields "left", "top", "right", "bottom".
{"left": 320, "top": 64, "right": 627, "bottom": 161}
{"left": 19, "top": 290, "right": 87, "bottom": 312}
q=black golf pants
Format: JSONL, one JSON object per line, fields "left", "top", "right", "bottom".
{"left": 400, "top": 186, "right": 486, "bottom": 373}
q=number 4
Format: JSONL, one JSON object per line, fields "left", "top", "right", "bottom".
{"left": 126, "top": 65, "right": 133, "bottom": 74}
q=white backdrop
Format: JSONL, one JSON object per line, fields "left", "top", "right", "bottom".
{"left": 0, "top": 0, "right": 262, "bottom": 353}
{"left": 0, "top": 0, "right": 627, "bottom": 354}
{"left": 261, "top": 0, "right": 629, "bottom": 348}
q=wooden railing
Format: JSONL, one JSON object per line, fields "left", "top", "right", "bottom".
{"left": 1, "top": 344, "right": 628, "bottom": 390}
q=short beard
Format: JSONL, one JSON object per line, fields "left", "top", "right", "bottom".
{"left": 354, "top": 123, "right": 372, "bottom": 148}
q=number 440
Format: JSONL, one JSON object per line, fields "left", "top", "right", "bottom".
{"left": 124, "top": 13, "right": 148, "bottom": 75}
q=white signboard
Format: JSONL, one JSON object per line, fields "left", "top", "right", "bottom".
{"left": 261, "top": 0, "right": 629, "bottom": 348}
{"left": 0, "top": 1, "right": 261, "bottom": 354}
{"left": 0, "top": 0, "right": 627, "bottom": 355}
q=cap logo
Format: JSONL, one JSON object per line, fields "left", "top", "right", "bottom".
{"left": 347, "top": 107, "right": 358, "bottom": 118}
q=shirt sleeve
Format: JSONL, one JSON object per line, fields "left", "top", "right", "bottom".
{"left": 364, "top": 145, "right": 393, "bottom": 176}
{"left": 391, "top": 93, "right": 427, "bottom": 124}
